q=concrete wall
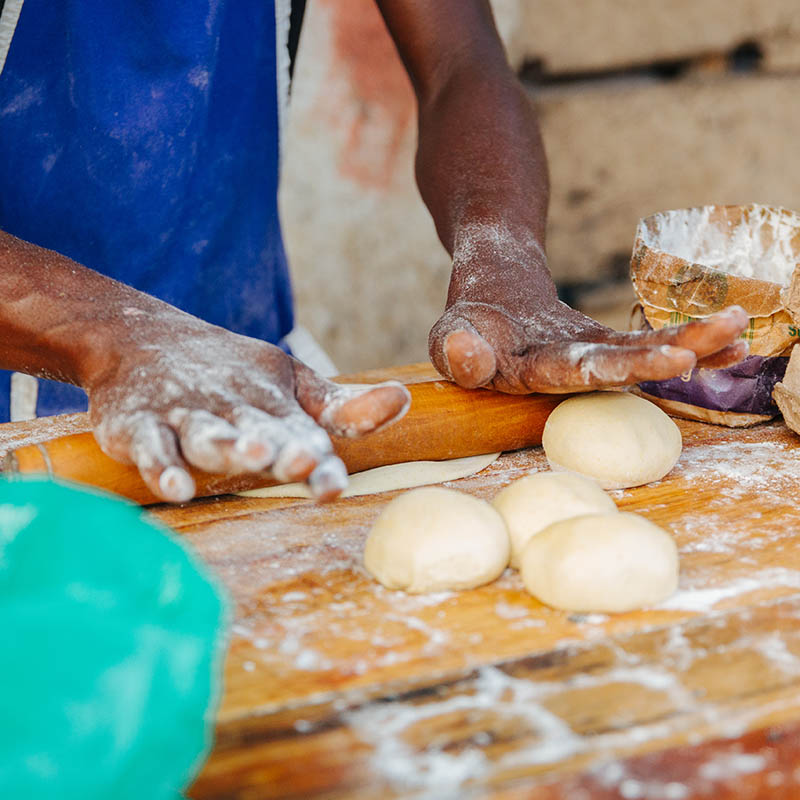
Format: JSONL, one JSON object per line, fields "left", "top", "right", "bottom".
{"left": 279, "top": 0, "right": 800, "bottom": 372}
{"left": 502, "top": 0, "right": 800, "bottom": 73}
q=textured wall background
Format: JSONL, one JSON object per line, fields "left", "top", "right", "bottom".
{"left": 279, "top": 0, "right": 800, "bottom": 372}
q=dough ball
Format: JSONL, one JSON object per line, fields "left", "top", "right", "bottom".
{"left": 492, "top": 472, "right": 617, "bottom": 567}
{"left": 520, "top": 512, "right": 678, "bottom": 612}
{"left": 542, "top": 392, "right": 682, "bottom": 489}
{"left": 364, "top": 487, "right": 510, "bottom": 593}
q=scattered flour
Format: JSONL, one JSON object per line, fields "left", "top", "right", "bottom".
{"left": 339, "top": 594, "right": 800, "bottom": 795}
{"left": 618, "top": 778, "right": 689, "bottom": 799}
{"left": 494, "top": 601, "right": 531, "bottom": 620}
{"left": 184, "top": 437, "right": 800, "bottom": 796}
{"left": 638, "top": 204, "right": 800, "bottom": 286}
{"left": 659, "top": 567, "right": 800, "bottom": 612}
{"left": 281, "top": 591, "right": 308, "bottom": 603}
{"left": 753, "top": 631, "right": 800, "bottom": 673}
{"left": 698, "top": 751, "right": 767, "bottom": 781}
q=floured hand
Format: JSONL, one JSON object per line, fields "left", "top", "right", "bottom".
{"left": 428, "top": 227, "right": 749, "bottom": 394}
{"left": 0, "top": 231, "right": 409, "bottom": 505}
{"left": 87, "top": 320, "right": 410, "bottom": 503}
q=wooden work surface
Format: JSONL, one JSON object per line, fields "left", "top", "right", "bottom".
{"left": 145, "top": 415, "right": 800, "bottom": 799}
{"left": 5, "top": 398, "right": 800, "bottom": 797}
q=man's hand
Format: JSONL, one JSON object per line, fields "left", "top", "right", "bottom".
{"left": 428, "top": 226, "right": 748, "bottom": 393}
{"left": 376, "top": 1, "right": 748, "bottom": 392}
{"left": 87, "top": 321, "right": 410, "bottom": 503}
{"left": 0, "top": 232, "right": 409, "bottom": 504}
{"left": 430, "top": 298, "right": 749, "bottom": 395}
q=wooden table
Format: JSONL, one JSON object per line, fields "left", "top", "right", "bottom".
{"left": 6, "top": 411, "right": 800, "bottom": 798}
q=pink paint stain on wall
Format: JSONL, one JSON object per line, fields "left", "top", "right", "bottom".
{"left": 319, "top": 0, "right": 415, "bottom": 190}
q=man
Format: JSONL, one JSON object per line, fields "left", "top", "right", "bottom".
{"left": 0, "top": 1, "right": 747, "bottom": 503}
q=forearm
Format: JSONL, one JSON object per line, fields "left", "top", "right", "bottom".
{"left": 0, "top": 231, "right": 191, "bottom": 387}
{"left": 416, "top": 66, "right": 555, "bottom": 309}
{"left": 416, "top": 65, "right": 549, "bottom": 257}
{"left": 376, "top": 0, "right": 553, "bottom": 310}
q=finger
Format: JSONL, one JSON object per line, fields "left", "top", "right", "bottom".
{"left": 444, "top": 329, "right": 498, "bottom": 389}
{"left": 513, "top": 343, "right": 698, "bottom": 393}
{"left": 429, "top": 314, "right": 497, "bottom": 387}
{"left": 228, "top": 405, "right": 332, "bottom": 483}
{"left": 293, "top": 360, "right": 410, "bottom": 438}
{"left": 695, "top": 339, "right": 750, "bottom": 370}
{"left": 308, "top": 455, "right": 349, "bottom": 502}
{"left": 607, "top": 306, "right": 748, "bottom": 357}
{"left": 167, "top": 409, "right": 273, "bottom": 474}
{"left": 126, "top": 413, "right": 195, "bottom": 503}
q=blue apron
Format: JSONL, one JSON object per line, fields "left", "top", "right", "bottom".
{"left": 0, "top": 0, "right": 294, "bottom": 419}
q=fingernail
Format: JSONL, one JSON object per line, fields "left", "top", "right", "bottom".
{"left": 235, "top": 434, "right": 274, "bottom": 472}
{"left": 273, "top": 441, "right": 317, "bottom": 482}
{"left": 659, "top": 345, "right": 697, "bottom": 366}
{"left": 441, "top": 330, "right": 465, "bottom": 376}
{"left": 159, "top": 466, "right": 195, "bottom": 503}
{"left": 309, "top": 457, "right": 348, "bottom": 501}
{"left": 443, "top": 329, "right": 495, "bottom": 388}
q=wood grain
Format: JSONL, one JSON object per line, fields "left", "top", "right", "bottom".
{"left": 191, "top": 595, "right": 800, "bottom": 799}
{"left": 149, "top": 417, "right": 800, "bottom": 798}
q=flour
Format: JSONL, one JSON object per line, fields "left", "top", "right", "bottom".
{"left": 698, "top": 752, "right": 767, "bottom": 781}
{"left": 753, "top": 631, "right": 800, "bottom": 673}
{"left": 620, "top": 779, "right": 689, "bottom": 799}
{"left": 638, "top": 205, "right": 800, "bottom": 285}
{"left": 494, "top": 601, "right": 531, "bottom": 620}
{"left": 659, "top": 567, "right": 800, "bottom": 612}
{"left": 385, "top": 613, "right": 450, "bottom": 652}
{"left": 677, "top": 514, "right": 739, "bottom": 554}
{"left": 281, "top": 591, "right": 308, "bottom": 603}
{"left": 175, "top": 434, "right": 800, "bottom": 795}
{"left": 674, "top": 438, "right": 800, "bottom": 506}
{"left": 0, "top": 412, "right": 90, "bottom": 460}
{"left": 345, "top": 658, "right": 720, "bottom": 792}
{"left": 338, "top": 605, "right": 800, "bottom": 795}
{"left": 344, "top": 665, "right": 576, "bottom": 794}
{"left": 452, "top": 220, "right": 547, "bottom": 275}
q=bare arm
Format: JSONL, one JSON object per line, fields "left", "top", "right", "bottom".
{"left": 0, "top": 231, "right": 135, "bottom": 385}
{"left": 376, "top": 0, "right": 748, "bottom": 392}
{"left": 0, "top": 232, "right": 409, "bottom": 501}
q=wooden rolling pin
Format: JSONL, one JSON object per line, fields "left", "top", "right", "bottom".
{"left": 4, "top": 368, "right": 568, "bottom": 505}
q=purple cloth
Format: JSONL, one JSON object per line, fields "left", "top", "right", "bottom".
{"left": 639, "top": 355, "right": 788, "bottom": 416}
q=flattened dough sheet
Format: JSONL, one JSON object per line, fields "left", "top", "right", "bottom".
{"left": 238, "top": 452, "right": 501, "bottom": 499}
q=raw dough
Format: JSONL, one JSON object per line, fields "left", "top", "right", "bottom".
{"left": 238, "top": 452, "right": 500, "bottom": 499}
{"left": 364, "top": 486, "right": 510, "bottom": 593}
{"left": 520, "top": 512, "right": 679, "bottom": 612}
{"left": 492, "top": 471, "right": 617, "bottom": 567}
{"left": 542, "top": 391, "right": 682, "bottom": 489}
